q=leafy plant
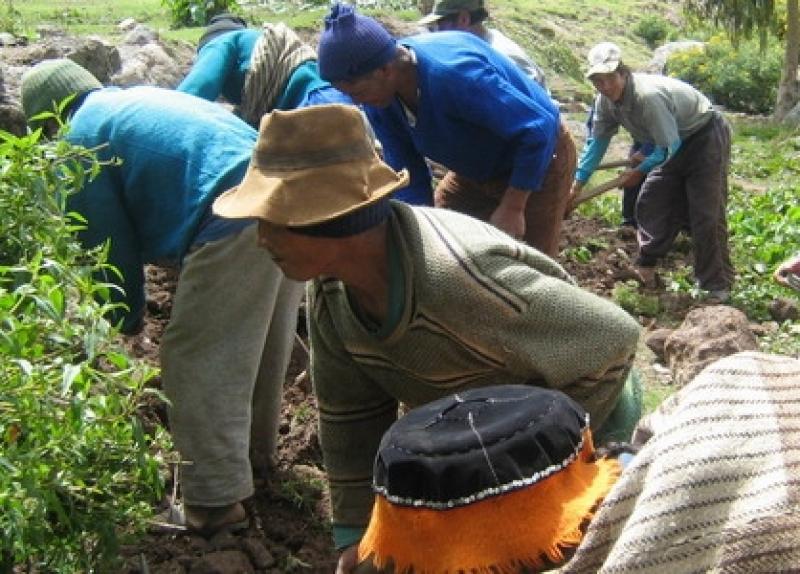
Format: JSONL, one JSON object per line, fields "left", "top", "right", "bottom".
{"left": 667, "top": 34, "right": 782, "bottom": 114}
{"left": 0, "top": 124, "right": 170, "bottom": 571}
{"left": 161, "top": 0, "right": 238, "bottom": 28}
{"left": 0, "top": 0, "right": 22, "bottom": 35}
{"left": 612, "top": 280, "right": 661, "bottom": 317}
{"left": 634, "top": 15, "right": 671, "bottom": 48}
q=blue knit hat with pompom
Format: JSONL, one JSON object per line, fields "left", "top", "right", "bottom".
{"left": 318, "top": 3, "right": 397, "bottom": 83}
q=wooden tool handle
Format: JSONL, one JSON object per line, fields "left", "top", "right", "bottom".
{"left": 572, "top": 173, "right": 629, "bottom": 207}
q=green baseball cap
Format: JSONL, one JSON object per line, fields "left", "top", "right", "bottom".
{"left": 418, "top": 0, "right": 485, "bottom": 26}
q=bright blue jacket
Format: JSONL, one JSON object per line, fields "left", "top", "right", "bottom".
{"left": 66, "top": 86, "right": 256, "bottom": 332}
{"left": 365, "top": 31, "right": 559, "bottom": 205}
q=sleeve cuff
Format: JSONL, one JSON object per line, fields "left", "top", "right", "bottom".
{"left": 332, "top": 525, "right": 366, "bottom": 551}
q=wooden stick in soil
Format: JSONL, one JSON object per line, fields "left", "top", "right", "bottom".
{"left": 596, "top": 158, "right": 631, "bottom": 170}
{"left": 571, "top": 172, "right": 629, "bottom": 208}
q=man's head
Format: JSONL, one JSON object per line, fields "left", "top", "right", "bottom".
{"left": 356, "top": 384, "right": 622, "bottom": 573}
{"left": 21, "top": 58, "right": 102, "bottom": 127}
{"left": 317, "top": 3, "right": 399, "bottom": 106}
{"left": 585, "top": 42, "right": 627, "bottom": 102}
{"left": 418, "top": 0, "right": 488, "bottom": 31}
{"left": 213, "top": 104, "right": 409, "bottom": 280}
{"left": 197, "top": 12, "right": 248, "bottom": 51}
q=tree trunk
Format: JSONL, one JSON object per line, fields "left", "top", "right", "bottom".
{"left": 776, "top": 0, "right": 800, "bottom": 120}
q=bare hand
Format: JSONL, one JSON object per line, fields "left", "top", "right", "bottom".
{"left": 619, "top": 168, "right": 645, "bottom": 190}
{"left": 629, "top": 151, "right": 646, "bottom": 167}
{"left": 336, "top": 545, "right": 359, "bottom": 574}
{"left": 774, "top": 254, "right": 800, "bottom": 289}
{"left": 489, "top": 203, "right": 525, "bottom": 240}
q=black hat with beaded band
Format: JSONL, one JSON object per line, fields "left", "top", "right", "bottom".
{"left": 355, "top": 384, "right": 622, "bottom": 573}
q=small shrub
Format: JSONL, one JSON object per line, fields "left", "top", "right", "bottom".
{"left": 544, "top": 42, "right": 583, "bottom": 80}
{"left": 612, "top": 281, "right": 661, "bottom": 317}
{"left": 161, "top": 0, "right": 239, "bottom": 28}
{"left": 0, "top": 124, "right": 170, "bottom": 571}
{"left": 0, "top": 0, "right": 22, "bottom": 35}
{"left": 667, "top": 35, "right": 781, "bottom": 114}
{"left": 634, "top": 15, "right": 671, "bottom": 49}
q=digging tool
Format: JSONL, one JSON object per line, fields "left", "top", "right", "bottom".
{"left": 571, "top": 172, "right": 630, "bottom": 209}
{"left": 596, "top": 158, "right": 631, "bottom": 170}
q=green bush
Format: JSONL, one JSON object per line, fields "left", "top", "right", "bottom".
{"left": 634, "top": 15, "right": 671, "bottom": 49}
{"left": 667, "top": 35, "right": 782, "bottom": 114}
{"left": 0, "top": 122, "right": 169, "bottom": 572}
{"left": 161, "top": 0, "right": 239, "bottom": 28}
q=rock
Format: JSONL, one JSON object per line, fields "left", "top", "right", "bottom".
{"left": 66, "top": 37, "right": 121, "bottom": 83}
{"left": 0, "top": 32, "right": 18, "bottom": 46}
{"left": 35, "top": 25, "right": 68, "bottom": 39}
{"left": 0, "top": 103, "right": 27, "bottom": 136}
{"left": 241, "top": 538, "right": 275, "bottom": 569}
{"left": 112, "top": 43, "right": 185, "bottom": 88}
{"left": 188, "top": 550, "right": 254, "bottom": 574}
{"left": 644, "top": 328, "right": 673, "bottom": 362}
{"left": 663, "top": 305, "right": 758, "bottom": 388}
{"left": 645, "top": 40, "right": 705, "bottom": 74}
{"left": 768, "top": 297, "right": 799, "bottom": 322}
{"left": 124, "top": 25, "right": 159, "bottom": 46}
{"left": 118, "top": 17, "right": 138, "bottom": 32}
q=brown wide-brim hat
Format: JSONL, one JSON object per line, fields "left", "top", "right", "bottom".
{"left": 213, "top": 104, "right": 409, "bottom": 227}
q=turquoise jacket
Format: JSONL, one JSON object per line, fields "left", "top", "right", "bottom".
{"left": 177, "top": 29, "right": 350, "bottom": 112}
{"left": 66, "top": 86, "right": 256, "bottom": 332}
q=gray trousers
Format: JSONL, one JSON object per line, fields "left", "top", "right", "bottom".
{"left": 161, "top": 224, "right": 304, "bottom": 507}
{"left": 636, "top": 113, "right": 734, "bottom": 291}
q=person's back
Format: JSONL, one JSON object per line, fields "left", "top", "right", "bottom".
{"left": 177, "top": 28, "right": 261, "bottom": 105}
{"left": 178, "top": 18, "right": 351, "bottom": 128}
{"left": 65, "top": 86, "right": 255, "bottom": 332}
{"left": 370, "top": 30, "right": 558, "bottom": 189}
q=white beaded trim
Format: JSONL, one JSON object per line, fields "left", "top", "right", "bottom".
{"left": 373, "top": 415, "right": 590, "bottom": 510}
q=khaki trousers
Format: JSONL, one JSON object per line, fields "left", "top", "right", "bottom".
{"left": 161, "top": 224, "right": 304, "bottom": 506}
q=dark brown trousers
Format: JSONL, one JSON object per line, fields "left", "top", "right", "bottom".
{"left": 433, "top": 121, "right": 576, "bottom": 258}
{"left": 636, "top": 113, "right": 734, "bottom": 291}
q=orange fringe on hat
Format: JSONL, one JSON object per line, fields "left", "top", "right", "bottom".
{"left": 357, "top": 430, "right": 621, "bottom": 574}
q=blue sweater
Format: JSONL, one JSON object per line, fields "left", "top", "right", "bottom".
{"left": 66, "top": 86, "right": 256, "bottom": 332}
{"left": 177, "top": 29, "right": 350, "bottom": 111}
{"left": 366, "top": 31, "right": 559, "bottom": 205}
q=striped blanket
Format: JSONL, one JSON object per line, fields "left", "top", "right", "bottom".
{"left": 240, "top": 22, "right": 316, "bottom": 127}
{"left": 563, "top": 351, "right": 800, "bottom": 573}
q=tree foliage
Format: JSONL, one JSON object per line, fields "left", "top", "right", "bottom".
{"left": 685, "top": 0, "right": 800, "bottom": 120}
{"left": 685, "top": 0, "right": 777, "bottom": 48}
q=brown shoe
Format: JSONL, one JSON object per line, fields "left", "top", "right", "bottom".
{"left": 184, "top": 502, "right": 248, "bottom": 537}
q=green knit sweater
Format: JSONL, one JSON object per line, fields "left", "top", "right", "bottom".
{"left": 308, "top": 202, "right": 641, "bottom": 532}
